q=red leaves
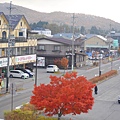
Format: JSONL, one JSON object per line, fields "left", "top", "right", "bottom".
{"left": 61, "top": 57, "right": 68, "bottom": 69}
{"left": 30, "top": 72, "right": 95, "bottom": 117}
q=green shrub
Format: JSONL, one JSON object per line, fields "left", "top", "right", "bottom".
{"left": 4, "top": 109, "right": 57, "bottom": 120}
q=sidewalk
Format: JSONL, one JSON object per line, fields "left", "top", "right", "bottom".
{"left": 0, "top": 77, "right": 34, "bottom": 97}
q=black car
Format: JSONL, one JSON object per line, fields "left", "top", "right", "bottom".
{"left": 15, "top": 68, "right": 33, "bottom": 77}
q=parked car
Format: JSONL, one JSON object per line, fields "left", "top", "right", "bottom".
{"left": 46, "top": 65, "right": 59, "bottom": 73}
{"left": 15, "top": 68, "right": 33, "bottom": 77}
{"left": 25, "top": 69, "right": 34, "bottom": 76}
{"left": 9, "top": 70, "right": 29, "bottom": 79}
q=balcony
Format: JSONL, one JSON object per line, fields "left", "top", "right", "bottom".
{"left": 52, "top": 50, "right": 61, "bottom": 53}
{"left": 37, "top": 49, "right": 46, "bottom": 52}
{"left": 0, "top": 37, "right": 27, "bottom": 43}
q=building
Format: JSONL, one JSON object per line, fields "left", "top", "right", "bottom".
{"left": 36, "top": 37, "right": 86, "bottom": 68}
{"left": 0, "top": 12, "right": 37, "bottom": 76}
{"left": 76, "top": 34, "right": 110, "bottom": 53}
{"left": 31, "top": 28, "right": 52, "bottom": 37}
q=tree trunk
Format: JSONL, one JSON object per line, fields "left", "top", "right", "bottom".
{"left": 58, "top": 111, "right": 62, "bottom": 120}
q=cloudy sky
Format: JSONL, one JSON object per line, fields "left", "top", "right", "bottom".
{"left": 1, "top": 0, "right": 120, "bottom": 23}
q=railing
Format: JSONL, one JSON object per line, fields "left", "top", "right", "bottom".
{"left": 0, "top": 37, "right": 27, "bottom": 43}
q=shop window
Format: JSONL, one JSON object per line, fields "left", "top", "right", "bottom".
{"left": 29, "top": 47, "right": 33, "bottom": 54}
{"left": 2, "top": 48, "right": 5, "bottom": 56}
{"left": 17, "top": 47, "right": 21, "bottom": 55}
{"left": 21, "top": 47, "right": 27, "bottom": 55}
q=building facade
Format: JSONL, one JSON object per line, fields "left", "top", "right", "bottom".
{"left": 36, "top": 37, "right": 86, "bottom": 68}
{"left": 0, "top": 12, "right": 37, "bottom": 76}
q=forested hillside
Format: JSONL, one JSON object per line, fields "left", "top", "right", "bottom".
{"left": 1, "top": 3, "right": 120, "bottom": 33}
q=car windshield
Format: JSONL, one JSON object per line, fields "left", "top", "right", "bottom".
{"left": 47, "top": 66, "right": 54, "bottom": 68}
{"left": 20, "top": 71, "right": 24, "bottom": 74}
{"left": 26, "top": 69, "right": 31, "bottom": 73}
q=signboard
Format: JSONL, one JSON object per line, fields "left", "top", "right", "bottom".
{"left": 0, "top": 57, "right": 11, "bottom": 67}
{"left": 34, "top": 57, "right": 45, "bottom": 67}
{"left": 113, "top": 39, "right": 119, "bottom": 47}
{"left": 15, "top": 54, "right": 36, "bottom": 63}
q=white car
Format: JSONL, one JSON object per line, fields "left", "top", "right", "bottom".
{"left": 46, "top": 65, "right": 59, "bottom": 73}
{"left": 9, "top": 70, "right": 29, "bottom": 79}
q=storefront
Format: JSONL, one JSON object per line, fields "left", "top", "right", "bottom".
{"left": 0, "top": 54, "right": 36, "bottom": 77}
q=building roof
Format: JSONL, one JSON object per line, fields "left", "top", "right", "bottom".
{"left": 38, "top": 37, "right": 80, "bottom": 45}
{"left": 5, "top": 15, "right": 24, "bottom": 29}
{"left": 0, "top": 12, "right": 4, "bottom": 15}
{"left": 85, "top": 34, "right": 107, "bottom": 41}
{"left": 53, "top": 33, "right": 80, "bottom": 39}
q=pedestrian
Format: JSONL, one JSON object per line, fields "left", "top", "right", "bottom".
{"left": 94, "top": 85, "right": 98, "bottom": 94}
{"left": 1, "top": 79, "right": 4, "bottom": 88}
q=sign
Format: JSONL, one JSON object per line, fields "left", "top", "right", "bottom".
{"left": 34, "top": 57, "right": 45, "bottom": 67}
{"left": 10, "top": 83, "right": 16, "bottom": 95}
{"left": 113, "top": 39, "right": 119, "bottom": 47}
{"left": 0, "top": 57, "right": 11, "bottom": 67}
{"left": 15, "top": 54, "right": 36, "bottom": 63}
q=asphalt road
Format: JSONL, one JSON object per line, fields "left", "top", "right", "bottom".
{"left": 0, "top": 59, "right": 120, "bottom": 119}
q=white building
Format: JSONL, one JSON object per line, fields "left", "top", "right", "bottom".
{"left": 31, "top": 28, "right": 52, "bottom": 37}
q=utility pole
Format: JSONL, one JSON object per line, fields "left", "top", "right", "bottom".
{"left": 35, "top": 46, "right": 37, "bottom": 86}
{"left": 6, "top": 1, "right": 12, "bottom": 92}
{"left": 71, "top": 13, "right": 75, "bottom": 71}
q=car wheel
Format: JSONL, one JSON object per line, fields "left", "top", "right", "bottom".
{"left": 21, "top": 75, "right": 24, "bottom": 79}
{"left": 9, "top": 74, "right": 13, "bottom": 78}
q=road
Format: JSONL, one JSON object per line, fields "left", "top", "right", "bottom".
{"left": 0, "top": 59, "right": 120, "bottom": 119}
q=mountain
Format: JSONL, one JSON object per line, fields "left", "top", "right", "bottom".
{"left": 0, "top": 2, "right": 120, "bottom": 31}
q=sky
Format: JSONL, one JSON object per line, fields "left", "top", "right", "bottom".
{"left": 1, "top": 0, "right": 120, "bottom": 23}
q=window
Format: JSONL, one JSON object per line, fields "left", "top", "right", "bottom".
{"left": 20, "top": 22, "right": 22, "bottom": 26}
{"left": 19, "top": 32, "right": 23, "bottom": 36}
{"left": 2, "top": 31, "right": 6, "bottom": 39}
{"left": 0, "top": 20, "right": 1, "bottom": 25}
{"left": 38, "top": 45, "right": 45, "bottom": 50}
{"left": 54, "top": 45, "right": 60, "bottom": 50}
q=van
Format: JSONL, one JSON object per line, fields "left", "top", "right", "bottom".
{"left": 9, "top": 70, "right": 29, "bottom": 79}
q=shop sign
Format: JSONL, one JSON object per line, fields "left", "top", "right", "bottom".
{"left": 0, "top": 57, "right": 11, "bottom": 67}
{"left": 15, "top": 54, "right": 36, "bottom": 63}
{"left": 34, "top": 57, "right": 45, "bottom": 67}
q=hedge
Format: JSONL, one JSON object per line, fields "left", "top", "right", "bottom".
{"left": 89, "top": 70, "right": 118, "bottom": 84}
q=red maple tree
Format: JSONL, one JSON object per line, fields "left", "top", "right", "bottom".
{"left": 30, "top": 72, "right": 95, "bottom": 120}
{"left": 54, "top": 58, "right": 61, "bottom": 68}
{"left": 61, "top": 57, "right": 68, "bottom": 72}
